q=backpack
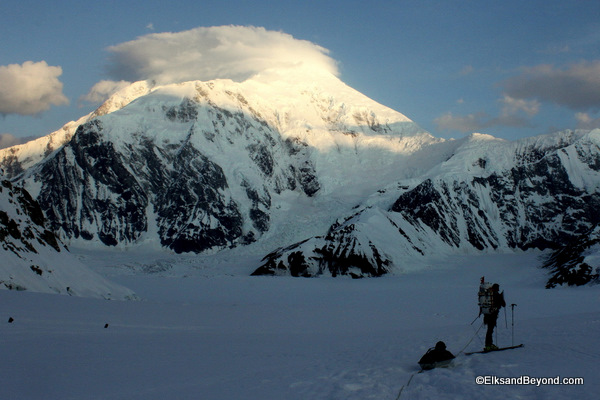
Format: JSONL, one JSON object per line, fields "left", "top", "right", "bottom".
{"left": 478, "top": 277, "right": 496, "bottom": 315}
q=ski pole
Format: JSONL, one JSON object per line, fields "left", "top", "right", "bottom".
{"left": 511, "top": 304, "right": 517, "bottom": 347}
{"left": 470, "top": 313, "right": 481, "bottom": 325}
{"left": 495, "top": 323, "right": 498, "bottom": 347}
{"left": 502, "top": 290, "right": 507, "bottom": 329}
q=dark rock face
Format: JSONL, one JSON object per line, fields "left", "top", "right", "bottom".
{"left": 34, "top": 120, "right": 244, "bottom": 252}
{"left": 242, "top": 181, "right": 271, "bottom": 234}
{"left": 392, "top": 180, "right": 464, "bottom": 248}
{"left": 542, "top": 226, "right": 600, "bottom": 288}
{"left": 1, "top": 175, "right": 136, "bottom": 298}
{"left": 253, "top": 211, "right": 391, "bottom": 278}
{"left": 37, "top": 120, "right": 149, "bottom": 246}
{"left": 26, "top": 95, "right": 321, "bottom": 254}
{"left": 155, "top": 143, "right": 243, "bottom": 253}
{"left": 163, "top": 98, "right": 199, "bottom": 123}
{"left": 315, "top": 220, "right": 391, "bottom": 278}
{"left": 283, "top": 137, "right": 320, "bottom": 196}
{"left": 0, "top": 179, "right": 61, "bottom": 262}
{"left": 253, "top": 234, "right": 391, "bottom": 278}
{"left": 0, "top": 149, "right": 24, "bottom": 177}
{"left": 391, "top": 152, "right": 600, "bottom": 252}
{"left": 252, "top": 247, "right": 314, "bottom": 278}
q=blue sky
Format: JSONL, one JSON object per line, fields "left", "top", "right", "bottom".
{"left": 2, "top": 0, "right": 600, "bottom": 148}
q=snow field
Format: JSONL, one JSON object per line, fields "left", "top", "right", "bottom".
{"left": 0, "top": 251, "right": 598, "bottom": 399}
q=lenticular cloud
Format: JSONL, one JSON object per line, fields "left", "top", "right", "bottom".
{"left": 106, "top": 25, "right": 339, "bottom": 85}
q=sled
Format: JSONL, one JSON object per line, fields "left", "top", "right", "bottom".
{"left": 419, "top": 358, "right": 454, "bottom": 370}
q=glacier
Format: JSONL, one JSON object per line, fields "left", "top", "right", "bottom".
{"left": 1, "top": 252, "right": 598, "bottom": 399}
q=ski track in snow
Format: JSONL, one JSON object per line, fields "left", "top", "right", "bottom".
{"left": 0, "top": 252, "right": 599, "bottom": 400}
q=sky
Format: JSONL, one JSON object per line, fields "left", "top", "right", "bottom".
{"left": 1, "top": 0, "right": 600, "bottom": 149}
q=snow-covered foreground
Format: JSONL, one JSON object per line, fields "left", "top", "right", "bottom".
{"left": 1, "top": 252, "right": 598, "bottom": 400}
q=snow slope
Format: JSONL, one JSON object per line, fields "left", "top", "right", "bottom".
{"left": 0, "top": 252, "right": 597, "bottom": 399}
{"left": 0, "top": 178, "right": 136, "bottom": 299}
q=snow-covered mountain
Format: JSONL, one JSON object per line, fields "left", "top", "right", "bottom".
{"left": 0, "top": 173, "right": 135, "bottom": 299}
{"left": 254, "top": 130, "right": 600, "bottom": 277}
{"left": 3, "top": 66, "right": 600, "bottom": 285}
{"left": 12, "top": 68, "right": 441, "bottom": 256}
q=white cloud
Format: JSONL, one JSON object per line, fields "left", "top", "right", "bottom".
{"left": 104, "top": 25, "right": 339, "bottom": 85}
{"left": 435, "top": 93, "right": 538, "bottom": 134}
{"left": 503, "top": 61, "right": 600, "bottom": 111}
{"left": 460, "top": 65, "right": 474, "bottom": 76}
{"left": 0, "top": 61, "right": 69, "bottom": 116}
{"left": 538, "top": 44, "right": 571, "bottom": 55}
{"left": 575, "top": 112, "right": 600, "bottom": 130}
{"left": 500, "top": 94, "right": 540, "bottom": 117}
{"left": 0, "top": 133, "right": 22, "bottom": 149}
{"left": 434, "top": 112, "right": 489, "bottom": 133}
{"left": 434, "top": 110, "right": 533, "bottom": 133}
{"left": 0, "top": 133, "right": 37, "bottom": 149}
{"left": 80, "top": 80, "right": 132, "bottom": 105}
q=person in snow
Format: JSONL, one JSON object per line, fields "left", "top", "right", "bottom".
{"left": 418, "top": 341, "right": 455, "bottom": 370}
{"left": 483, "top": 283, "right": 506, "bottom": 351}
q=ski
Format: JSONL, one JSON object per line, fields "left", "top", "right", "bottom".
{"left": 465, "top": 344, "right": 524, "bottom": 355}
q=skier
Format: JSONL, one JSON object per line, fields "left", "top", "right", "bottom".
{"left": 482, "top": 282, "right": 506, "bottom": 351}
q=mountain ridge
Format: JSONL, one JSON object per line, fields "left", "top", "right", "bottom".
{"left": 1, "top": 69, "right": 599, "bottom": 289}
{"left": 254, "top": 128, "right": 600, "bottom": 277}
{"left": 0, "top": 80, "right": 155, "bottom": 177}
